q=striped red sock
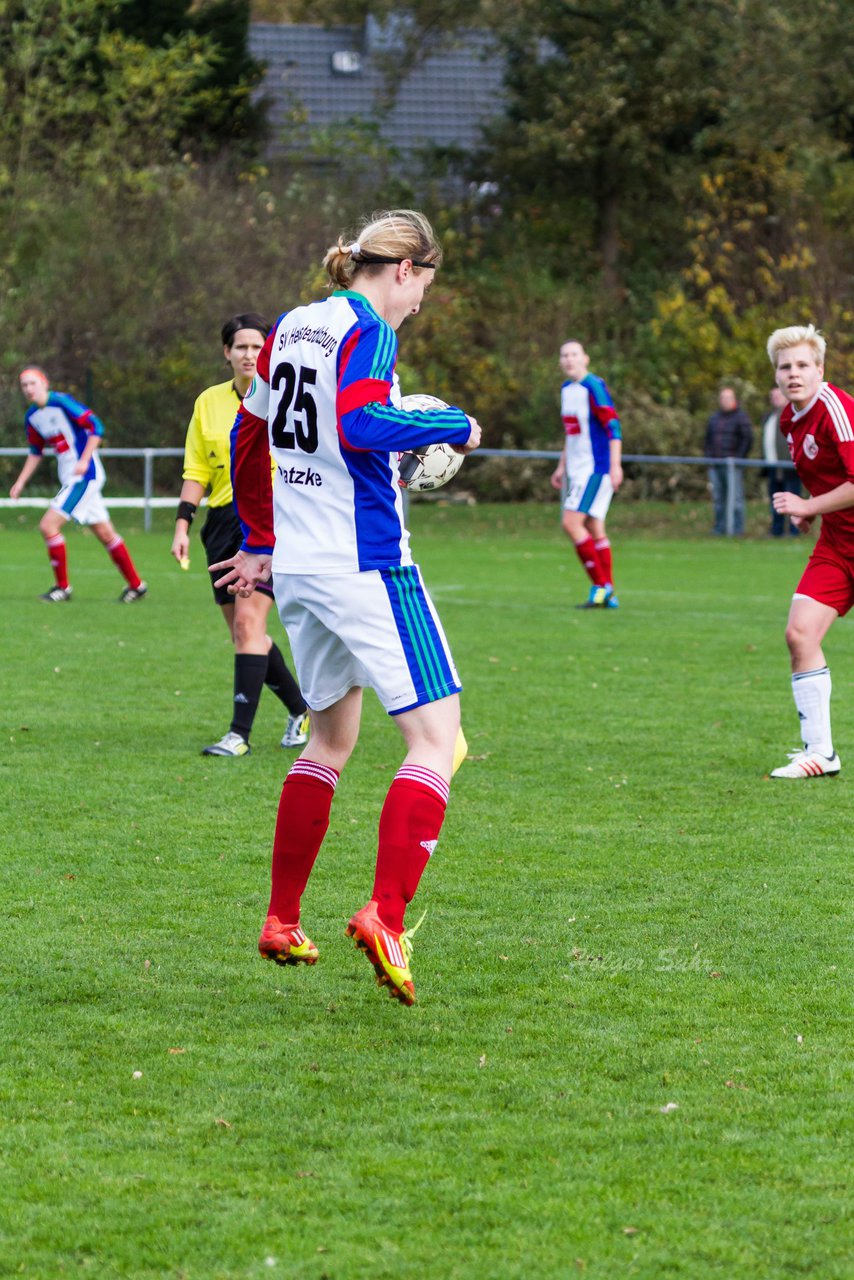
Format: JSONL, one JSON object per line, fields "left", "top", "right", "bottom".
{"left": 268, "top": 759, "right": 338, "bottom": 922}
{"left": 594, "top": 537, "right": 613, "bottom": 587}
{"left": 106, "top": 537, "right": 142, "bottom": 589}
{"left": 574, "top": 535, "right": 607, "bottom": 587}
{"left": 372, "top": 766, "right": 449, "bottom": 932}
{"left": 45, "top": 535, "right": 68, "bottom": 589}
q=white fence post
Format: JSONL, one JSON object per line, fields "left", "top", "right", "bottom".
{"left": 143, "top": 449, "right": 155, "bottom": 533}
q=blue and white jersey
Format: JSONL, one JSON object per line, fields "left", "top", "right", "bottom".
{"left": 560, "top": 374, "right": 621, "bottom": 479}
{"left": 25, "top": 392, "right": 105, "bottom": 487}
{"left": 232, "top": 290, "right": 471, "bottom": 574}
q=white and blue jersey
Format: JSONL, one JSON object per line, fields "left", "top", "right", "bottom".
{"left": 560, "top": 374, "right": 621, "bottom": 481}
{"left": 25, "top": 392, "right": 105, "bottom": 488}
{"left": 232, "top": 290, "right": 471, "bottom": 574}
{"left": 230, "top": 288, "right": 471, "bottom": 713}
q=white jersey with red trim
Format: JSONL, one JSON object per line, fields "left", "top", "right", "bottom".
{"left": 25, "top": 392, "right": 105, "bottom": 488}
{"left": 782, "top": 381, "right": 854, "bottom": 550}
{"left": 560, "top": 373, "right": 621, "bottom": 480}
{"left": 232, "top": 289, "right": 471, "bottom": 575}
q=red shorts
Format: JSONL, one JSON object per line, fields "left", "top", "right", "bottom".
{"left": 795, "top": 534, "right": 854, "bottom": 616}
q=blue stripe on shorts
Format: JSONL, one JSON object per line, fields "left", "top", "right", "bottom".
{"left": 577, "top": 473, "right": 603, "bottom": 514}
{"left": 381, "top": 565, "right": 459, "bottom": 706}
{"left": 61, "top": 479, "right": 89, "bottom": 516}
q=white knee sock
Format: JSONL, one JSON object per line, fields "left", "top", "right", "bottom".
{"left": 792, "top": 666, "right": 833, "bottom": 756}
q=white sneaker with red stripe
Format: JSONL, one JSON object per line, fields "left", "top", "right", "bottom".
{"left": 770, "top": 749, "right": 841, "bottom": 779}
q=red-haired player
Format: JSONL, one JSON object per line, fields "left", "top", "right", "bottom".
{"left": 10, "top": 367, "right": 146, "bottom": 603}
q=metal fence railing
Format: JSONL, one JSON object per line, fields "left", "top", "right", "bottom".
{"left": 0, "top": 446, "right": 794, "bottom": 536}
{"left": 0, "top": 447, "right": 185, "bottom": 532}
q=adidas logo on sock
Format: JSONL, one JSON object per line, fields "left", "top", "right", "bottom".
{"left": 233, "top": 693, "right": 250, "bottom": 704}
{"left": 420, "top": 839, "right": 438, "bottom": 857}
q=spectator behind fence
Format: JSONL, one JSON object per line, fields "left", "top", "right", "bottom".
{"left": 763, "top": 385, "right": 801, "bottom": 537}
{"left": 704, "top": 386, "right": 753, "bottom": 536}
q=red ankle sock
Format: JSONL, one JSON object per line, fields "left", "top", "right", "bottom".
{"left": 45, "top": 535, "right": 68, "bottom": 589}
{"left": 106, "top": 537, "right": 142, "bottom": 589}
{"left": 594, "top": 537, "right": 613, "bottom": 587}
{"left": 268, "top": 759, "right": 338, "bottom": 922}
{"left": 574, "top": 536, "right": 607, "bottom": 587}
{"left": 371, "top": 766, "right": 449, "bottom": 932}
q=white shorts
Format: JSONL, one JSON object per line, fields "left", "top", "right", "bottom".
{"left": 274, "top": 566, "right": 461, "bottom": 715}
{"left": 564, "top": 471, "right": 614, "bottom": 521}
{"left": 51, "top": 477, "right": 110, "bottom": 526}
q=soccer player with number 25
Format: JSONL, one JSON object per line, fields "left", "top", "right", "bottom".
{"left": 212, "top": 209, "right": 481, "bottom": 1004}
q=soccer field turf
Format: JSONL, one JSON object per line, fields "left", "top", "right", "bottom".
{"left": 0, "top": 504, "right": 850, "bottom": 1279}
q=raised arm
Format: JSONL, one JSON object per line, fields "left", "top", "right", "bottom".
{"left": 774, "top": 481, "right": 854, "bottom": 520}
{"left": 336, "top": 319, "right": 473, "bottom": 453}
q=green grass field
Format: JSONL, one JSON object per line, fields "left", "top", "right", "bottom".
{"left": 1, "top": 502, "right": 851, "bottom": 1279}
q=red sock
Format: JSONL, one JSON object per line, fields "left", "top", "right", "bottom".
{"left": 574, "top": 536, "right": 607, "bottom": 587}
{"left": 594, "top": 537, "right": 613, "bottom": 587}
{"left": 45, "top": 535, "right": 68, "bottom": 589}
{"left": 268, "top": 759, "right": 338, "bottom": 922}
{"left": 371, "top": 766, "right": 449, "bottom": 932}
{"left": 106, "top": 537, "right": 142, "bottom": 589}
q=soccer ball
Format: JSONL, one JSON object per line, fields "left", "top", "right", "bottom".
{"left": 398, "top": 393, "right": 466, "bottom": 492}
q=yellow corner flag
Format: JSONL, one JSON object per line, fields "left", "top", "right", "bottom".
{"left": 452, "top": 727, "right": 468, "bottom": 776}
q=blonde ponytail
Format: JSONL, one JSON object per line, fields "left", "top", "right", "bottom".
{"left": 323, "top": 209, "right": 442, "bottom": 289}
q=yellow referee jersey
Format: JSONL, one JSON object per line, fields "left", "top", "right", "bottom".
{"left": 182, "top": 379, "right": 242, "bottom": 508}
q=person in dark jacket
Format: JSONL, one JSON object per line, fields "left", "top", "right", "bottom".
{"left": 704, "top": 386, "right": 753, "bottom": 535}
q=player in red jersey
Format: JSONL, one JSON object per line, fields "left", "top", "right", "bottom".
{"left": 766, "top": 324, "right": 854, "bottom": 778}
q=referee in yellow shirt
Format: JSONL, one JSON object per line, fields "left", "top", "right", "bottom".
{"left": 171, "top": 314, "right": 308, "bottom": 756}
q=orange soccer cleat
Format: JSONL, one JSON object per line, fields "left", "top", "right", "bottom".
{"left": 345, "top": 901, "right": 425, "bottom": 1006}
{"left": 258, "top": 916, "right": 319, "bottom": 966}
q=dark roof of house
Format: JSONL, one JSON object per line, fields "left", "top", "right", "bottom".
{"left": 248, "top": 19, "right": 506, "bottom": 153}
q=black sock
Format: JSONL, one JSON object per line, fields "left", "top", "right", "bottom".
{"left": 230, "top": 653, "right": 268, "bottom": 739}
{"left": 264, "top": 642, "right": 307, "bottom": 714}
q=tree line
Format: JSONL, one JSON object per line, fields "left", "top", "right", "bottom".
{"left": 1, "top": 0, "right": 852, "bottom": 499}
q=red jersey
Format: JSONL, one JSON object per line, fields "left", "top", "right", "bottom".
{"left": 781, "top": 382, "right": 854, "bottom": 550}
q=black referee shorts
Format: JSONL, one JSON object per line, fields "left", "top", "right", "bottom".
{"left": 200, "top": 503, "right": 273, "bottom": 606}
